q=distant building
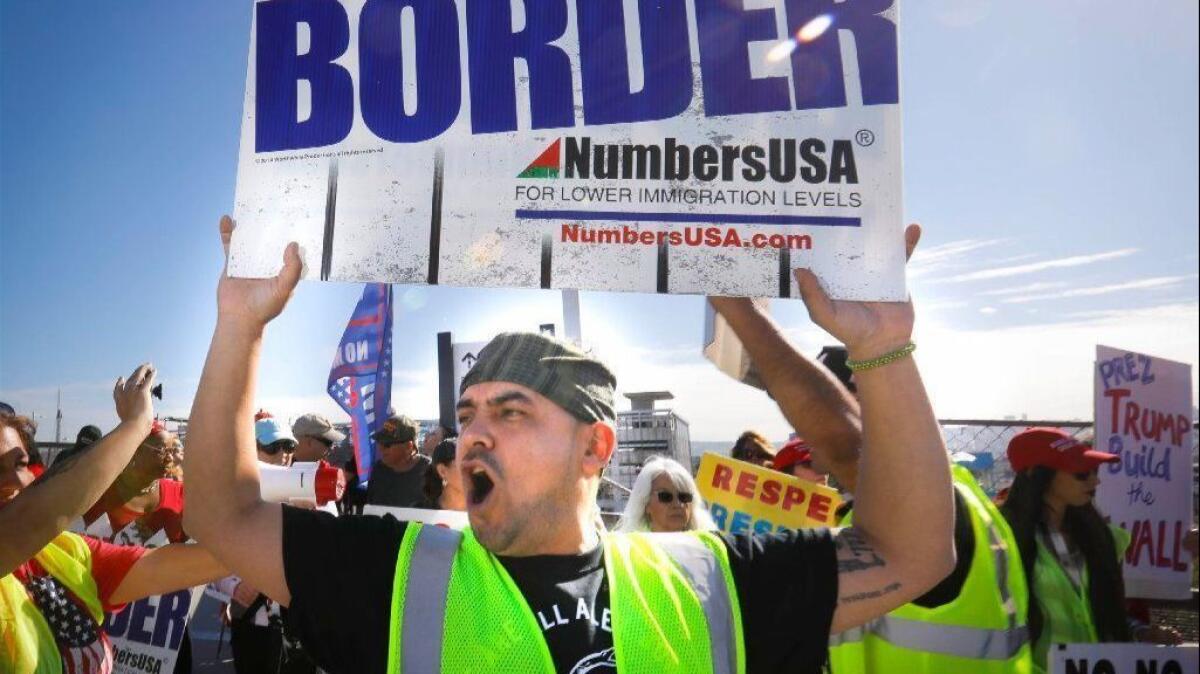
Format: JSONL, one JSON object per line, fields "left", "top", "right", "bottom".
{"left": 598, "top": 391, "right": 691, "bottom": 516}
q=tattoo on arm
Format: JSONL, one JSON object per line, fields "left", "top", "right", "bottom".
{"left": 841, "top": 582, "right": 902, "bottom": 605}
{"left": 836, "top": 528, "right": 887, "bottom": 574}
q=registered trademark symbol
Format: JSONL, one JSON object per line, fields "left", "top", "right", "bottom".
{"left": 855, "top": 129, "right": 875, "bottom": 147}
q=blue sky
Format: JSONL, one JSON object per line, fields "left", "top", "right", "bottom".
{"left": 2, "top": 1, "right": 1197, "bottom": 443}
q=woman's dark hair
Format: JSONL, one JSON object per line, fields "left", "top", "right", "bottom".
{"left": 731, "top": 430, "right": 773, "bottom": 463}
{"left": 421, "top": 439, "right": 458, "bottom": 506}
{"left": 1000, "top": 466, "right": 1130, "bottom": 644}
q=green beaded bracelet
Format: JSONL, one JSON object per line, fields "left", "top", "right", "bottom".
{"left": 845, "top": 341, "right": 916, "bottom": 372}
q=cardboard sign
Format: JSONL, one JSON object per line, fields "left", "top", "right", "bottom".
{"left": 99, "top": 523, "right": 205, "bottom": 674}
{"left": 696, "top": 453, "right": 843, "bottom": 535}
{"left": 230, "top": 0, "right": 905, "bottom": 300}
{"left": 1050, "top": 643, "right": 1198, "bottom": 674}
{"left": 702, "top": 298, "right": 769, "bottom": 390}
{"left": 1094, "top": 345, "right": 1195, "bottom": 600}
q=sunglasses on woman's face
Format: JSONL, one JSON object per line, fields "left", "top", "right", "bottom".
{"left": 1072, "top": 468, "right": 1098, "bottom": 481}
{"left": 655, "top": 490, "right": 694, "bottom": 505}
{"left": 262, "top": 441, "right": 296, "bottom": 456}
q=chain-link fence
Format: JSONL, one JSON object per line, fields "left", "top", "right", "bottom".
{"left": 938, "top": 419, "right": 1198, "bottom": 506}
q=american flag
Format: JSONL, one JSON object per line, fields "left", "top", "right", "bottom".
{"left": 327, "top": 284, "right": 393, "bottom": 481}
{"left": 26, "top": 574, "right": 113, "bottom": 673}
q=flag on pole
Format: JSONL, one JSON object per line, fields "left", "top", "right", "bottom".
{"left": 327, "top": 284, "right": 393, "bottom": 482}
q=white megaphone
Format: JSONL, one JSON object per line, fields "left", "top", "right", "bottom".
{"left": 259, "top": 460, "right": 346, "bottom": 506}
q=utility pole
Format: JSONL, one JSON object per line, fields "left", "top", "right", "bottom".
{"left": 54, "top": 389, "right": 62, "bottom": 445}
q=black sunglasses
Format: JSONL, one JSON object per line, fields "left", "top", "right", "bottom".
{"left": 261, "top": 440, "right": 296, "bottom": 456}
{"left": 1072, "top": 469, "right": 1098, "bottom": 481}
{"left": 655, "top": 490, "right": 694, "bottom": 505}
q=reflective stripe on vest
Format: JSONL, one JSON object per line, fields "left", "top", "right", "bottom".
{"left": 829, "top": 483, "right": 1028, "bottom": 660}
{"left": 395, "top": 528, "right": 741, "bottom": 674}
{"left": 655, "top": 533, "right": 738, "bottom": 674}
{"left": 400, "top": 524, "right": 462, "bottom": 672}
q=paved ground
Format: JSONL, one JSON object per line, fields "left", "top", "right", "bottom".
{"left": 189, "top": 594, "right": 235, "bottom": 673}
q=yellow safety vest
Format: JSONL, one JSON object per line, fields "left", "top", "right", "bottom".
{"left": 386, "top": 524, "right": 745, "bottom": 673}
{"left": 827, "top": 466, "right": 1033, "bottom": 673}
{"left": 0, "top": 532, "right": 107, "bottom": 674}
{"left": 1030, "top": 524, "right": 1131, "bottom": 674}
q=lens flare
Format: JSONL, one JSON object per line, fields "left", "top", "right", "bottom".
{"left": 798, "top": 14, "right": 833, "bottom": 43}
{"left": 765, "top": 14, "right": 834, "bottom": 63}
{"left": 766, "top": 39, "right": 797, "bottom": 63}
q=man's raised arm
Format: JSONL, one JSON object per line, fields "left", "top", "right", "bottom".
{"left": 1, "top": 365, "right": 156, "bottom": 574}
{"left": 706, "top": 296, "right": 861, "bottom": 477}
{"left": 182, "top": 215, "right": 302, "bottom": 606}
{"left": 790, "top": 226, "right": 956, "bottom": 634}
{"left": 708, "top": 225, "right": 923, "bottom": 489}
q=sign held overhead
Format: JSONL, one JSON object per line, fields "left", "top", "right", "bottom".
{"left": 232, "top": 0, "right": 905, "bottom": 299}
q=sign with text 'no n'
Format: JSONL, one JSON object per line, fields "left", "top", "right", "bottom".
{"left": 231, "top": 0, "right": 905, "bottom": 300}
{"left": 1094, "top": 345, "right": 1194, "bottom": 600}
{"left": 1050, "top": 643, "right": 1197, "bottom": 674}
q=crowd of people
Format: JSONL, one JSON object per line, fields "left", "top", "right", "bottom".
{"left": 1, "top": 217, "right": 1196, "bottom": 674}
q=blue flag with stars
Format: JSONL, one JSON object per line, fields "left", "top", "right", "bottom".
{"left": 328, "top": 283, "right": 393, "bottom": 482}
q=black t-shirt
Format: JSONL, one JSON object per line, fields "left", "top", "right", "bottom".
{"left": 366, "top": 456, "right": 431, "bottom": 508}
{"left": 281, "top": 506, "right": 837, "bottom": 674}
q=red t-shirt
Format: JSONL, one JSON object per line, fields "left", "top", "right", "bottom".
{"left": 12, "top": 535, "right": 146, "bottom": 673}
{"left": 85, "top": 479, "right": 188, "bottom": 543}
{"left": 13, "top": 535, "right": 145, "bottom": 612}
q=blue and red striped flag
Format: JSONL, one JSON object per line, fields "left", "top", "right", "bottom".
{"left": 327, "top": 283, "right": 393, "bottom": 481}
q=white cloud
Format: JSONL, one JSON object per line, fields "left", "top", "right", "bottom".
{"left": 1001, "top": 275, "right": 1195, "bottom": 304}
{"left": 943, "top": 248, "right": 1139, "bottom": 283}
{"left": 907, "top": 238, "right": 1006, "bottom": 277}
{"left": 916, "top": 302, "right": 1199, "bottom": 421}
{"left": 978, "top": 281, "right": 1069, "bottom": 297}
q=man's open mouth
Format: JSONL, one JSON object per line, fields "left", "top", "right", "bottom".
{"left": 468, "top": 466, "right": 495, "bottom": 506}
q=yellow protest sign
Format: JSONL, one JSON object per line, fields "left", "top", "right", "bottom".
{"left": 696, "top": 453, "right": 844, "bottom": 535}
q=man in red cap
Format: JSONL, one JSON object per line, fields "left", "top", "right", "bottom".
{"left": 771, "top": 437, "right": 828, "bottom": 486}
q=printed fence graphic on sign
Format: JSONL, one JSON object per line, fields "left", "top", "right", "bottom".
{"left": 232, "top": 0, "right": 906, "bottom": 300}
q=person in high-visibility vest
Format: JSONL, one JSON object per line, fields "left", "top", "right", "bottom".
{"left": 710, "top": 299, "right": 1033, "bottom": 674}
{"left": 708, "top": 225, "right": 1034, "bottom": 672}
{"left": 1, "top": 366, "right": 229, "bottom": 674}
{"left": 1000, "top": 427, "right": 1181, "bottom": 673}
{"left": 183, "top": 216, "right": 958, "bottom": 673}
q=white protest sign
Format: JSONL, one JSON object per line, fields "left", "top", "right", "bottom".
{"left": 79, "top": 513, "right": 113, "bottom": 539}
{"left": 101, "top": 524, "right": 205, "bottom": 674}
{"left": 1094, "top": 345, "right": 1195, "bottom": 600}
{"left": 231, "top": 0, "right": 904, "bottom": 300}
{"left": 452, "top": 341, "right": 488, "bottom": 403}
{"left": 363, "top": 505, "right": 469, "bottom": 530}
{"left": 703, "top": 298, "right": 770, "bottom": 390}
{"left": 1050, "top": 643, "right": 1198, "bottom": 674}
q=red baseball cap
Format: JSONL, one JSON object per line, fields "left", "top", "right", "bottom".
{"left": 1006, "top": 427, "right": 1119, "bottom": 473}
{"left": 773, "top": 437, "right": 814, "bottom": 474}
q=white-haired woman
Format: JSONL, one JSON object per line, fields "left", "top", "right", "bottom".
{"left": 615, "top": 457, "right": 716, "bottom": 533}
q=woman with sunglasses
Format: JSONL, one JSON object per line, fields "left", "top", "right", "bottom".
{"left": 82, "top": 422, "right": 187, "bottom": 542}
{"left": 1000, "top": 427, "right": 1179, "bottom": 673}
{"left": 615, "top": 457, "right": 715, "bottom": 533}
{"left": 254, "top": 417, "right": 297, "bottom": 466}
